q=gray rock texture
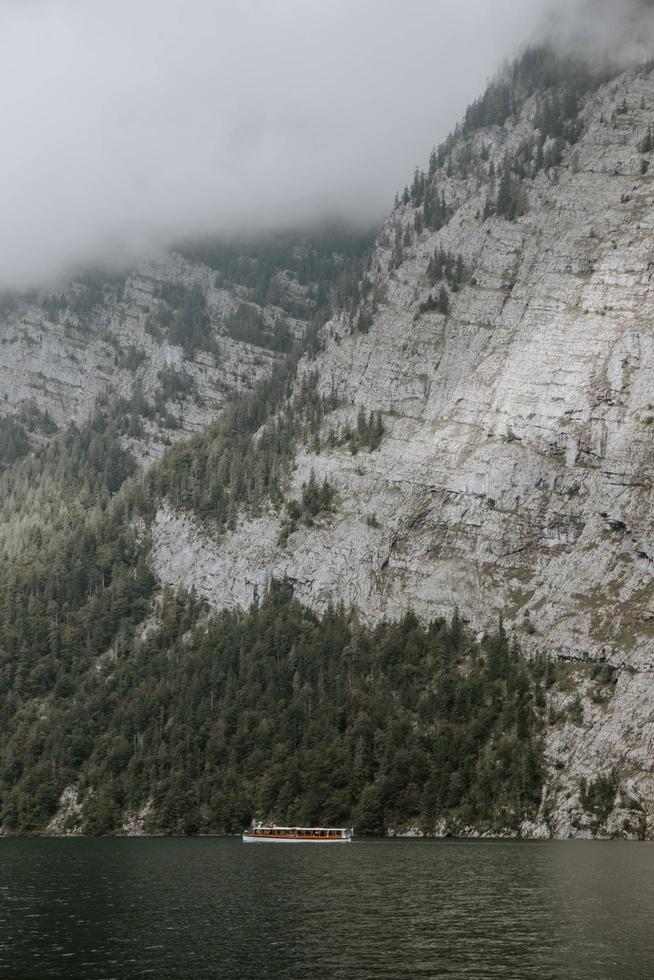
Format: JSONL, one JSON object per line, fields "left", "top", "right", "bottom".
{"left": 152, "top": 68, "right": 654, "bottom": 671}
{"left": 0, "top": 250, "right": 300, "bottom": 464}
{"left": 149, "top": 65, "right": 654, "bottom": 835}
{"left": 8, "top": 63, "right": 654, "bottom": 836}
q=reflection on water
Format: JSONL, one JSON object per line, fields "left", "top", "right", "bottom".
{"left": 0, "top": 838, "right": 653, "bottom": 979}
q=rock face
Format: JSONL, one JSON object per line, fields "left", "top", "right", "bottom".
{"left": 542, "top": 663, "right": 654, "bottom": 839}
{"left": 153, "top": 66, "right": 654, "bottom": 673}
{"left": 148, "top": 64, "right": 654, "bottom": 836}
{"left": 0, "top": 249, "right": 305, "bottom": 465}
{"left": 8, "top": 58, "right": 654, "bottom": 837}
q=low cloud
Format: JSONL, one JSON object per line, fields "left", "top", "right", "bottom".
{"left": 0, "top": 0, "right": 651, "bottom": 289}
{"left": 540, "top": 0, "right": 654, "bottom": 68}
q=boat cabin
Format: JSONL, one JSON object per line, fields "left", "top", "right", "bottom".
{"left": 243, "top": 823, "right": 352, "bottom": 842}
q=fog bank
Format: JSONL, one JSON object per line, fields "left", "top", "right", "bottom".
{"left": 0, "top": 0, "right": 651, "bottom": 289}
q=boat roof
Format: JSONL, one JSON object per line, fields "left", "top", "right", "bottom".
{"left": 253, "top": 825, "right": 349, "bottom": 832}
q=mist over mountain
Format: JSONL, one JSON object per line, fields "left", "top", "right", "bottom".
{"left": 2, "top": 0, "right": 651, "bottom": 290}
{"left": 3, "top": 0, "right": 654, "bottom": 848}
{"left": 547, "top": 0, "right": 654, "bottom": 67}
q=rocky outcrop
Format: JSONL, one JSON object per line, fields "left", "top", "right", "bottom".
{"left": 0, "top": 250, "right": 304, "bottom": 464}
{"left": 146, "top": 64, "right": 654, "bottom": 837}
{"left": 46, "top": 785, "right": 83, "bottom": 836}
{"left": 8, "top": 58, "right": 654, "bottom": 838}
{"left": 542, "top": 663, "right": 654, "bottom": 838}
{"left": 152, "top": 66, "right": 654, "bottom": 674}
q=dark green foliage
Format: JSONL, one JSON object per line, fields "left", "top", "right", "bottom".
{"left": 178, "top": 226, "right": 375, "bottom": 319}
{"left": 151, "top": 367, "right": 197, "bottom": 429}
{"left": 415, "top": 183, "right": 451, "bottom": 232}
{"left": 639, "top": 126, "right": 654, "bottom": 154}
{"left": 427, "top": 248, "right": 467, "bottom": 289}
{"left": 494, "top": 165, "right": 527, "bottom": 222}
{"left": 0, "top": 425, "right": 153, "bottom": 832}
{"left": 397, "top": 170, "right": 451, "bottom": 232}
{"left": 0, "top": 517, "right": 155, "bottom": 835}
{"left": 327, "top": 408, "right": 384, "bottom": 457}
{"left": 417, "top": 288, "right": 449, "bottom": 315}
{"left": 300, "top": 470, "right": 334, "bottom": 517}
{"left": 67, "top": 415, "right": 137, "bottom": 496}
{"left": 389, "top": 227, "right": 405, "bottom": 271}
{"left": 0, "top": 405, "right": 137, "bottom": 502}
{"left": 533, "top": 89, "right": 583, "bottom": 152}
{"left": 156, "top": 366, "right": 195, "bottom": 403}
{"left": 463, "top": 72, "right": 516, "bottom": 133}
{"left": 418, "top": 294, "right": 439, "bottom": 314}
{"left": 0, "top": 417, "right": 29, "bottom": 469}
{"left": 590, "top": 662, "right": 616, "bottom": 686}
{"left": 567, "top": 695, "right": 584, "bottom": 726}
{"left": 15, "top": 401, "right": 57, "bottom": 436}
{"left": 154, "top": 282, "right": 214, "bottom": 356}
{"left": 285, "top": 471, "right": 335, "bottom": 531}
{"left": 356, "top": 406, "right": 385, "bottom": 451}
{"left": 146, "top": 357, "right": 334, "bottom": 529}
{"left": 336, "top": 407, "right": 385, "bottom": 454}
{"left": 115, "top": 345, "right": 147, "bottom": 372}
{"left": 579, "top": 770, "right": 618, "bottom": 826}
{"left": 0, "top": 582, "right": 546, "bottom": 836}
{"left": 463, "top": 46, "right": 607, "bottom": 135}
{"left": 224, "top": 303, "right": 292, "bottom": 352}
{"left": 102, "top": 386, "right": 155, "bottom": 439}
{"left": 356, "top": 309, "right": 373, "bottom": 333}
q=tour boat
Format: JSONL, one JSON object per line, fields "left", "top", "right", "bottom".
{"left": 242, "top": 822, "right": 353, "bottom": 843}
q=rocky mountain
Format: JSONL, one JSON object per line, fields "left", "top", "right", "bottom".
{"left": 0, "top": 230, "right": 368, "bottom": 468}
{"left": 148, "top": 52, "right": 654, "bottom": 836}
{"left": 3, "top": 48, "right": 654, "bottom": 839}
{"left": 154, "top": 59, "right": 654, "bottom": 664}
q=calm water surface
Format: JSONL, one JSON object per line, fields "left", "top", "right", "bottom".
{"left": 0, "top": 838, "right": 653, "bottom": 979}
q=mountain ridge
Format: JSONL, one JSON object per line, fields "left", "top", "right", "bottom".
{"left": 151, "top": 58, "right": 654, "bottom": 665}
{"left": 2, "top": 48, "right": 654, "bottom": 838}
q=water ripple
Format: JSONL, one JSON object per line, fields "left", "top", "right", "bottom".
{"left": 0, "top": 838, "right": 652, "bottom": 979}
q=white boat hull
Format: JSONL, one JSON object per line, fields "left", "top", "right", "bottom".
{"left": 242, "top": 833, "right": 351, "bottom": 844}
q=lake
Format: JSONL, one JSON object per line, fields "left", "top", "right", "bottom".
{"left": 0, "top": 838, "right": 652, "bottom": 979}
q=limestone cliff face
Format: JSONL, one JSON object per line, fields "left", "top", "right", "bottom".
{"left": 8, "top": 59, "right": 654, "bottom": 836}
{"left": 153, "top": 67, "right": 654, "bottom": 669}
{"left": 149, "top": 65, "right": 654, "bottom": 835}
{"left": 0, "top": 250, "right": 304, "bottom": 465}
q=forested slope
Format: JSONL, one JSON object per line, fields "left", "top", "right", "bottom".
{"left": 1, "top": 47, "right": 652, "bottom": 839}
{"left": 1, "top": 583, "right": 548, "bottom": 837}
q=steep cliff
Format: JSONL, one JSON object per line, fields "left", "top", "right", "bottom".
{"left": 152, "top": 61, "right": 654, "bottom": 671}
{"left": 4, "top": 51, "right": 654, "bottom": 838}
{"left": 0, "top": 231, "right": 366, "bottom": 469}
{"left": 143, "top": 57, "right": 654, "bottom": 836}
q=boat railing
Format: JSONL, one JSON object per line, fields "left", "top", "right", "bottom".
{"left": 248, "top": 823, "right": 352, "bottom": 839}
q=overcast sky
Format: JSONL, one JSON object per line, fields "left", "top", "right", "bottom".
{"left": 0, "top": 0, "right": 651, "bottom": 289}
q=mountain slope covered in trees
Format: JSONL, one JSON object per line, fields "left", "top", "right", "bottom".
{"left": 1, "top": 47, "right": 653, "bottom": 839}
{"left": 2, "top": 584, "right": 549, "bottom": 837}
